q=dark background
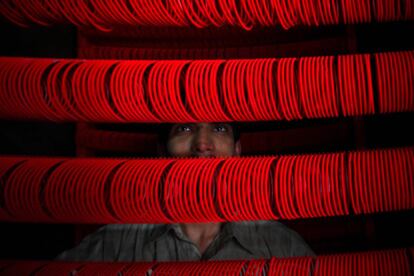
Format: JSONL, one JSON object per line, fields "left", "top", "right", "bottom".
{"left": 1, "top": 18, "right": 414, "bottom": 260}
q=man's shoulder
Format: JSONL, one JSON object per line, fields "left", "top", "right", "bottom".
{"left": 101, "top": 223, "right": 163, "bottom": 231}
{"left": 98, "top": 223, "right": 165, "bottom": 237}
{"left": 233, "top": 220, "right": 295, "bottom": 234}
{"left": 251, "top": 220, "right": 306, "bottom": 241}
{"left": 229, "top": 220, "right": 303, "bottom": 245}
{"left": 56, "top": 224, "right": 166, "bottom": 261}
{"left": 232, "top": 220, "right": 314, "bottom": 257}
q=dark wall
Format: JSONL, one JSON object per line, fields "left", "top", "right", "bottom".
{"left": 0, "top": 21, "right": 78, "bottom": 260}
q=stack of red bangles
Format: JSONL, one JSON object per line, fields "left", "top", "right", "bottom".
{"left": 312, "top": 249, "right": 411, "bottom": 275}
{"left": 375, "top": 51, "right": 414, "bottom": 113}
{"left": 1, "top": 0, "right": 413, "bottom": 30}
{"left": 0, "top": 51, "right": 413, "bottom": 123}
{"left": 0, "top": 248, "right": 411, "bottom": 275}
{"left": 0, "top": 147, "right": 412, "bottom": 224}
{"left": 337, "top": 54, "right": 375, "bottom": 117}
{"left": 348, "top": 147, "right": 414, "bottom": 215}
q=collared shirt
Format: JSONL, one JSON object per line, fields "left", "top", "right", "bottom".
{"left": 56, "top": 221, "right": 314, "bottom": 261}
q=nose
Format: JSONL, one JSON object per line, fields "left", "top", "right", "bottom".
{"left": 192, "top": 128, "right": 214, "bottom": 156}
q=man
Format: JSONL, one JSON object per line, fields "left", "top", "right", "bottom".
{"left": 57, "top": 123, "right": 314, "bottom": 261}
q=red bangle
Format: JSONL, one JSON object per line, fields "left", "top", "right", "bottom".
{"left": 390, "top": 52, "right": 401, "bottom": 112}
{"left": 216, "top": 158, "right": 232, "bottom": 220}
{"left": 232, "top": 157, "right": 247, "bottom": 220}
{"left": 395, "top": 52, "right": 408, "bottom": 112}
{"left": 384, "top": 52, "right": 394, "bottom": 113}
{"left": 288, "top": 57, "right": 302, "bottom": 119}
{"left": 233, "top": 60, "right": 245, "bottom": 120}
{"left": 319, "top": 153, "right": 331, "bottom": 216}
{"left": 375, "top": 53, "right": 387, "bottom": 113}
{"left": 305, "top": 154, "right": 317, "bottom": 217}
{"left": 237, "top": 157, "right": 252, "bottom": 220}
{"left": 295, "top": 154, "right": 307, "bottom": 218}
{"left": 308, "top": 56, "right": 319, "bottom": 118}
{"left": 346, "top": 55, "right": 357, "bottom": 116}
{"left": 211, "top": 60, "right": 230, "bottom": 121}
{"left": 185, "top": 61, "right": 200, "bottom": 120}
{"left": 328, "top": 56, "right": 340, "bottom": 117}
{"left": 347, "top": 151, "right": 358, "bottom": 214}
{"left": 195, "top": 61, "right": 211, "bottom": 121}
{"left": 339, "top": 152, "right": 349, "bottom": 215}
{"left": 299, "top": 57, "right": 312, "bottom": 118}
{"left": 280, "top": 58, "right": 295, "bottom": 120}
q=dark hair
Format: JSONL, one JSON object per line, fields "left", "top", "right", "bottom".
{"left": 231, "top": 123, "right": 241, "bottom": 142}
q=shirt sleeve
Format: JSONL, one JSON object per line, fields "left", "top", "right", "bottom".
{"left": 286, "top": 226, "right": 315, "bottom": 257}
{"left": 55, "top": 224, "right": 152, "bottom": 261}
{"left": 55, "top": 225, "right": 109, "bottom": 261}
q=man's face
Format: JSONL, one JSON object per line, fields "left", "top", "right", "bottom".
{"left": 166, "top": 123, "right": 241, "bottom": 158}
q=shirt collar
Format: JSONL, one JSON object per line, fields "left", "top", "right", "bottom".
{"left": 145, "top": 222, "right": 257, "bottom": 256}
{"left": 226, "top": 222, "right": 257, "bottom": 256}
{"left": 145, "top": 224, "right": 171, "bottom": 246}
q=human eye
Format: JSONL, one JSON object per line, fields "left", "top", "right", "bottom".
{"left": 213, "top": 124, "right": 229, "bottom": 133}
{"left": 176, "top": 124, "right": 193, "bottom": 133}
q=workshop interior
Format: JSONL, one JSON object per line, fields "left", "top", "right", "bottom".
{"left": 0, "top": 1, "right": 414, "bottom": 274}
